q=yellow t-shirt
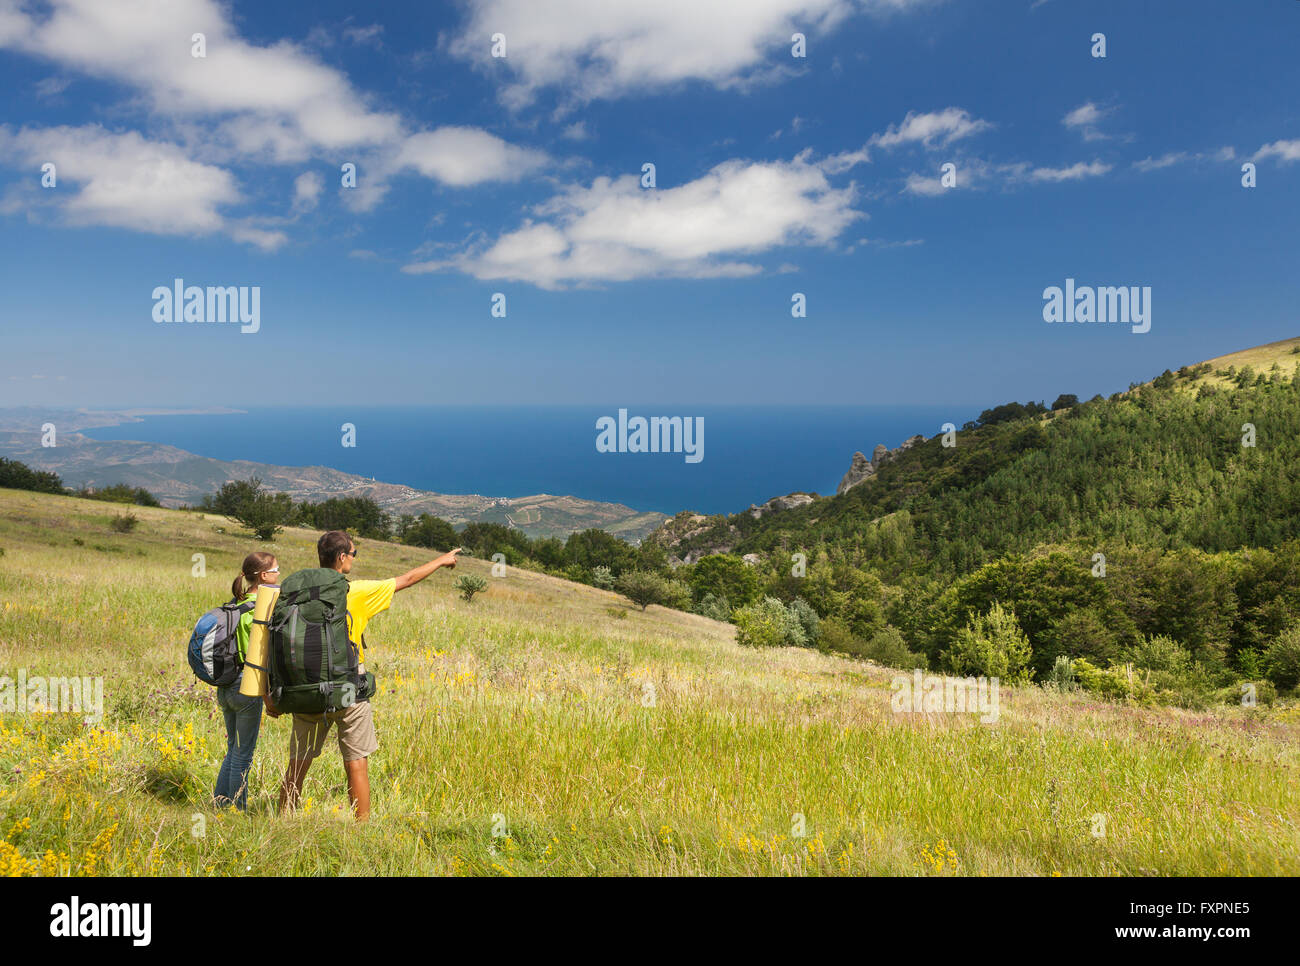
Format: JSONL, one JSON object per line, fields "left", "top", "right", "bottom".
{"left": 347, "top": 578, "right": 395, "bottom": 663}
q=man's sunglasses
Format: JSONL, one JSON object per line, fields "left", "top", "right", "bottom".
{"left": 342, "top": 548, "right": 359, "bottom": 558}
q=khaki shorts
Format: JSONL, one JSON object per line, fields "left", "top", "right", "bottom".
{"left": 289, "top": 700, "right": 377, "bottom": 763}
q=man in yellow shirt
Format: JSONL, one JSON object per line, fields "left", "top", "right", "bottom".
{"left": 276, "top": 530, "right": 460, "bottom": 821}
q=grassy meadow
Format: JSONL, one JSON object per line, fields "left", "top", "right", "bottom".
{"left": 0, "top": 488, "right": 1296, "bottom": 876}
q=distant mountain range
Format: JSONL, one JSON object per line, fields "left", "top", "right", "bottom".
{"left": 0, "top": 408, "right": 666, "bottom": 542}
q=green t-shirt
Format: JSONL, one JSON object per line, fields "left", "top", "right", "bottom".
{"left": 235, "top": 592, "right": 257, "bottom": 663}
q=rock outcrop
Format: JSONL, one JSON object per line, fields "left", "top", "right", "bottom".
{"left": 748, "top": 492, "right": 817, "bottom": 519}
{"left": 645, "top": 510, "right": 741, "bottom": 564}
{"left": 836, "top": 435, "right": 926, "bottom": 495}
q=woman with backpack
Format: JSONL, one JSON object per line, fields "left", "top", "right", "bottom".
{"left": 213, "top": 551, "right": 279, "bottom": 810}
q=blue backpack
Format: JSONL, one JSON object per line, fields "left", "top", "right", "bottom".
{"left": 187, "top": 600, "right": 256, "bottom": 687}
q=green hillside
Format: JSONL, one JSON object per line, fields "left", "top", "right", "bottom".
{"left": 1, "top": 489, "right": 1296, "bottom": 875}
{"left": 650, "top": 342, "right": 1300, "bottom": 697}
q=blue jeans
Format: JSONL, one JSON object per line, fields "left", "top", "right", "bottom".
{"left": 215, "top": 683, "right": 263, "bottom": 811}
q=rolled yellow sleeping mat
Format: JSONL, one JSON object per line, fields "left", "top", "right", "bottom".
{"left": 239, "top": 583, "right": 281, "bottom": 697}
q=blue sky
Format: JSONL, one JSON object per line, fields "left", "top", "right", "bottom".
{"left": 0, "top": 0, "right": 1296, "bottom": 409}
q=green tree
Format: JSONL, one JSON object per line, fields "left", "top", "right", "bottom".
{"left": 616, "top": 570, "right": 670, "bottom": 610}
{"left": 733, "top": 597, "right": 808, "bottom": 648}
{"left": 1264, "top": 624, "right": 1300, "bottom": 692}
{"left": 233, "top": 488, "right": 294, "bottom": 541}
{"left": 77, "top": 483, "right": 160, "bottom": 507}
{"left": 943, "top": 602, "right": 1033, "bottom": 683}
{"left": 687, "top": 554, "right": 760, "bottom": 608}
{"left": 300, "top": 496, "right": 391, "bottom": 539}
{"left": 202, "top": 477, "right": 264, "bottom": 517}
{"left": 862, "top": 625, "right": 925, "bottom": 669}
{"left": 0, "top": 458, "right": 64, "bottom": 495}
{"left": 566, "top": 528, "right": 636, "bottom": 575}
{"left": 696, "top": 593, "right": 732, "bottom": 622}
{"left": 400, "top": 513, "right": 458, "bottom": 550}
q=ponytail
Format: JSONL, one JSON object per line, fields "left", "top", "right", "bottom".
{"left": 232, "top": 551, "right": 276, "bottom": 600}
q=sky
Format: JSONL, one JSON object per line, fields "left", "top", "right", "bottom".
{"left": 0, "top": 0, "right": 1297, "bottom": 409}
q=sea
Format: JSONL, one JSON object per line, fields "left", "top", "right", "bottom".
{"left": 83, "top": 405, "right": 979, "bottom": 516}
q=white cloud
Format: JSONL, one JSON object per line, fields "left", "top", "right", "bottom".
{"left": 0, "top": 0, "right": 552, "bottom": 240}
{"left": 292, "top": 171, "right": 324, "bottom": 212}
{"left": 903, "top": 171, "right": 947, "bottom": 195}
{"left": 343, "top": 23, "right": 384, "bottom": 47}
{"left": 1027, "top": 160, "right": 1111, "bottom": 182}
{"left": 448, "top": 0, "right": 937, "bottom": 107}
{"left": 32, "top": 74, "right": 70, "bottom": 98}
{"left": 1063, "top": 102, "right": 1105, "bottom": 128}
{"left": 1062, "top": 101, "right": 1114, "bottom": 141}
{"left": 1132, "top": 147, "right": 1237, "bottom": 172}
{"left": 901, "top": 157, "right": 1001, "bottom": 195}
{"left": 871, "top": 108, "right": 992, "bottom": 149}
{"left": 404, "top": 154, "right": 864, "bottom": 288}
{"left": 229, "top": 224, "right": 289, "bottom": 252}
{"left": 392, "top": 127, "right": 548, "bottom": 187}
{"left": 561, "top": 121, "right": 591, "bottom": 141}
{"left": 1132, "top": 152, "right": 1187, "bottom": 172}
{"left": 1254, "top": 139, "right": 1300, "bottom": 163}
{"left": 0, "top": 124, "right": 247, "bottom": 238}
{"left": 0, "top": 0, "right": 402, "bottom": 155}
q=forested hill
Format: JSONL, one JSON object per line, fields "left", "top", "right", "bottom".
{"left": 651, "top": 338, "right": 1300, "bottom": 583}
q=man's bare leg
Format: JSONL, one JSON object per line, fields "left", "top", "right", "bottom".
{"left": 344, "top": 757, "right": 370, "bottom": 822}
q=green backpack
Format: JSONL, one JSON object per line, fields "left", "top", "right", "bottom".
{"left": 267, "top": 568, "right": 376, "bottom": 714}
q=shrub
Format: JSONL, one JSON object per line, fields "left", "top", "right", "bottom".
{"left": 1128, "top": 634, "right": 1192, "bottom": 674}
{"left": 1072, "top": 658, "right": 1134, "bottom": 700}
{"left": 662, "top": 579, "right": 693, "bottom": 612}
{"left": 1264, "top": 624, "right": 1300, "bottom": 692}
{"left": 734, "top": 597, "right": 806, "bottom": 648}
{"left": 454, "top": 574, "right": 488, "bottom": 603}
{"left": 862, "top": 626, "right": 925, "bottom": 669}
{"left": 591, "top": 565, "right": 615, "bottom": 590}
{"left": 1235, "top": 648, "right": 1266, "bottom": 679}
{"left": 110, "top": 512, "right": 138, "bottom": 533}
{"left": 1045, "top": 609, "right": 1121, "bottom": 666}
{"left": 1212, "top": 681, "right": 1276, "bottom": 707}
{"left": 816, "top": 617, "right": 863, "bottom": 656}
{"left": 942, "top": 602, "right": 1032, "bottom": 683}
{"left": 696, "top": 593, "right": 732, "bottom": 622}
{"left": 0, "top": 457, "right": 64, "bottom": 495}
{"left": 1046, "top": 655, "right": 1076, "bottom": 692}
{"left": 787, "top": 597, "right": 821, "bottom": 647}
{"left": 77, "top": 484, "right": 161, "bottom": 507}
{"left": 688, "top": 554, "right": 760, "bottom": 608}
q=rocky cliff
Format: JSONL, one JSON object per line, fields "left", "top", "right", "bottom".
{"left": 836, "top": 434, "right": 926, "bottom": 495}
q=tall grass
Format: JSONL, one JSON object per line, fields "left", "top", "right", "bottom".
{"left": 0, "top": 488, "right": 1296, "bottom": 876}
